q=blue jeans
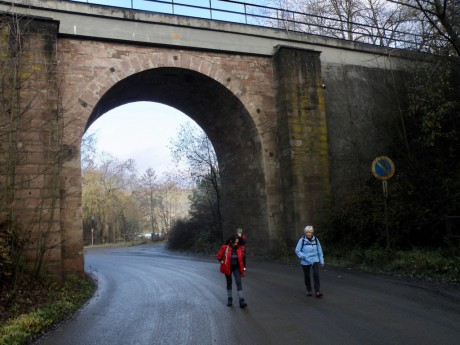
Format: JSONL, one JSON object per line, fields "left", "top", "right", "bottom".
{"left": 226, "top": 264, "right": 242, "bottom": 291}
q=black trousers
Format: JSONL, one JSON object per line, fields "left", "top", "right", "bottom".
{"left": 302, "top": 262, "right": 321, "bottom": 292}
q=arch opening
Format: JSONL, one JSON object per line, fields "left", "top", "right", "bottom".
{"left": 85, "top": 67, "right": 270, "bottom": 249}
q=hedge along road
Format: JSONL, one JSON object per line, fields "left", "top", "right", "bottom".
{"left": 33, "top": 243, "right": 460, "bottom": 345}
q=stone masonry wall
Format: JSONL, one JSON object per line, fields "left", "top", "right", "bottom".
{"left": 0, "top": 17, "right": 68, "bottom": 278}
{"left": 58, "top": 38, "right": 283, "bottom": 261}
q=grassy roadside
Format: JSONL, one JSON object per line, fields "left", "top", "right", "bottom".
{"left": 0, "top": 275, "right": 95, "bottom": 345}
{"left": 327, "top": 247, "right": 460, "bottom": 284}
{"left": 0, "top": 241, "right": 147, "bottom": 345}
{"left": 266, "top": 246, "right": 460, "bottom": 286}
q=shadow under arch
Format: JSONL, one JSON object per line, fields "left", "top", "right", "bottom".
{"left": 85, "top": 67, "right": 270, "bottom": 249}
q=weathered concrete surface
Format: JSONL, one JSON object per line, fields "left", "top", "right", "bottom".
{"left": 0, "top": 0, "right": 422, "bottom": 277}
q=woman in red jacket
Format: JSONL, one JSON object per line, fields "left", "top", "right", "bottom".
{"left": 216, "top": 235, "right": 247, "bottom": 308}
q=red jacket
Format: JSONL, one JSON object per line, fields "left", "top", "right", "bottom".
{"left": 216, "top": 244, "right": 245, "bottom": 277}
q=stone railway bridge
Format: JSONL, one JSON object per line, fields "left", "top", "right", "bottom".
{"left": 1, "top": 0, "right": 416, "bottom": 277}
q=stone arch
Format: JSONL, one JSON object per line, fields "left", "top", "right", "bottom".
{"left": 73, "top": 52, "right": 250, "bottom": 129}
{"left": 66, "top": 53, "right": 273, "bottom": 257}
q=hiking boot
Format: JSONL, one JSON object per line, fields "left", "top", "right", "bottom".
{"left": 227, "top": 297, "right": 233, "bottom": 306}
{"left": 239, "top": 298, "right": 247, "bottom": 308}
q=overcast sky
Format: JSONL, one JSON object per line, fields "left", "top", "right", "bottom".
{"left": 84, "top": 102, "right": 200, "bottom": 176}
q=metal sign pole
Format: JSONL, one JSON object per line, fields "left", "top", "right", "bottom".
{"left": 372, "top": 156, "right": 395, "bottom": 250}
{"left": 382, "top": 181, "right": 390, "bottom": 249}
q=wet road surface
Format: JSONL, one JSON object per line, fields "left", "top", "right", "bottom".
{"left": 33, "top": 243, "right": 460, "bottom": 345}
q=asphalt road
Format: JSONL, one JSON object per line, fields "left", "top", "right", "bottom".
{"left": 33, "top": 243, "right": 460, "bottom": 345}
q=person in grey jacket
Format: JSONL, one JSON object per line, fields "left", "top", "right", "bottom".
{"left": 295, "top": 225, "right": 325, "bottom": 298}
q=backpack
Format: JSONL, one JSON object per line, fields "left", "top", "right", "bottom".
{"left": 301, "top": 236, "right": 318, "bottom": 248}
{"left": 301, "top": 236, "right": 320, "bottom": 260}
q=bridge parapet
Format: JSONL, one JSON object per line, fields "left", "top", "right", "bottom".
{"left": 3, "top": 0, "right": 424, "bottom": 64}
{"left": 57, "top": 0, "right": 427, "bottom": 52}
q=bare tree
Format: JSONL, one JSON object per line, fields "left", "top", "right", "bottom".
{"left": 134, "top": 168, "right": 190, "bottom": 237}
{"left": 258, "top": 0, "right": 457, "bottom": 51}
{"left": 136, "top": 168, "right": 159, "bottom": 235}
{"left": 169, "top": 122, "right": 222, "bottom": 237}
{"left": 82, "top": 152, "right": 137, "bottom": 244}
{"left": 389, "top": 0, "right": 460, "bottom": 56}
{"left": 155, "top": 174, "right": 187, "bottom": 235}
{"left": 81, "top": 131, "right": 98, "bottom": 173}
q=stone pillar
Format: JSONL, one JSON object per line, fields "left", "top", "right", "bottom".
{"left": 274, "top": 46, "right": 331, "bottom": 245}
{"left": 60, "top": 145, "right": 85, "bottom": 278}
{"left": 0, "top": 16, "right": 76, "bottom": 278}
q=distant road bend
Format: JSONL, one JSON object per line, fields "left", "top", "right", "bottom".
{"left": 33, "top": 243, "right": 460, "bottom": 345}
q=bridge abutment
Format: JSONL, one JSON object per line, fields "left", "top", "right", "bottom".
{"left": 274, "top": 46, "right": 331, "bottom": 246}
{"left": 0, "top": 16, "right": 83, "bottom": 279}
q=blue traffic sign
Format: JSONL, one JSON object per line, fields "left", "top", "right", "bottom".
{"left": 371, "top": 156, "right": 395, "bottom": 181}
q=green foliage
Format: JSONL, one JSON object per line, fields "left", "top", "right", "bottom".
{"left": 324, "top": 182, "right": 387, "bottom": 247}
{"left": 167, "top": 219, "right": 200, "bottom": 251}
{"left": 406, "top": 60, "right": 459, "bottom": 151}
{"left": 0, "top": 220, "right": 13, "bottom": 284}
{"left": 166, "top": 172, "right": 222, "bottom": 253}
{"left": 0, "top": 217, "right": 28, "bottom": 287}
{"left": 188, "top": 178, "right": 222, "bottom": 242}
{"left": 391, "top": 249, "right": 460, "bottom": 279}
{"left": 390, "top": 60, "right": 460, "bottom": 245}
{"left": 326, "top": 59, "right": 460, "bottom": 250}
{"left": 326, "top": 246, "right": 460, "bottom": 282}
{"left": 0, "top": 312, "right": 43, "bottom": 345}
{"left": 167, "top": 217, "right": 221, "bottom": 253}
{"left": 167, "top": 177, "right": 223, "bottom": 253}
{"left": 0, "top": 275, "right": 95, "bottom": 345}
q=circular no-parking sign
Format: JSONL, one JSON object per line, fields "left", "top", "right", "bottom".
{"left": 371, "top": 156, "right": 395, "bottom": 181}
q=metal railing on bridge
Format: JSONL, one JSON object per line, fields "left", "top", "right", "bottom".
{"left": 67, "top": 0, "right": 428, "bottom": 51}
